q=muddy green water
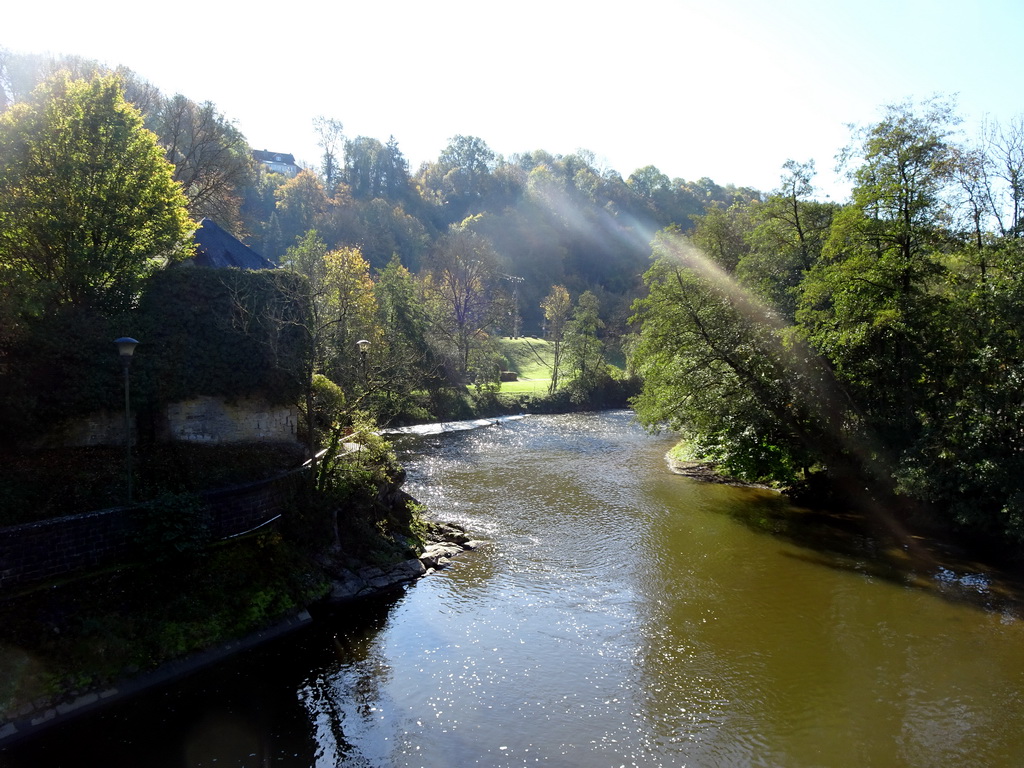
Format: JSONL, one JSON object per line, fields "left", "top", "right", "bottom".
{"left": 5, "top": 410, "right": 1024, "bottom": 767}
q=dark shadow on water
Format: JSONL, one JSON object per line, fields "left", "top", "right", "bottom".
{"left": 0, "top": 588, "right": 410, "bottom": 768}
{"left": 714, "top": 490, "right": 1024, "bottom": 617}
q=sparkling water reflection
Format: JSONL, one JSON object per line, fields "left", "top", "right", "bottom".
{"left": 6, "top": 411, "right": 1024, "bottom": 767}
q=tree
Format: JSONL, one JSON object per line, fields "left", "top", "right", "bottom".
{"left": 422, "top": 218, "right": 502, "bottom": 383}
{"left": 313, "top": 116, "right": 345, "bottom": 192}
{"left": 798, "top": 98, "right": 959, "bottom": 453}
{"left": 321, "top": 245, "right": 378, "bottom": 390}
{"left": 417, "top": 135, "right": 497, "bottom": 222}
{"left": 373, "top": 254, "right": 436, "bottom": 421}
{"left": 982, "top": 115, "right": 1024, "bottom": 238}
{"left": 541, "top": 285, "right": 571, "bottom": 393}
{"left": 272, "top": 170, "right": 344, "bottom": 257}
{"left": 343, "top": 135, "right": 412, "bottom": 202}
{"left": 689, "top": 202, "right": 751, "bottom": 273}
{"left": 738, "top": 160, "right": 835, "bottom": 318}
{"left": 151, "top": 94, "right": 254, "bottom": 232}
{"left": 276, "top": 231, "right": 347, "bottom": 491}
{"left": 563, "top": 290, "right": 606, "bottom": 400}
{"left": 344, "top": 136, "right": 386, "bottom": 199}
{"left": 627, "top": 164, "right": 671, "bottom": 199}
{"left": 0, "top": 73, "right": 194, "bottom": 314}
{"left": 631, "top": 229, "right": 831, "bottom": 482}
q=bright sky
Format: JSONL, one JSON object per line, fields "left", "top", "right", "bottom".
{"left": 6, "top": 0, "right": 1023, "bottom": 201}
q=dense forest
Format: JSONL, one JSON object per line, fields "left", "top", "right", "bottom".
{"left": 4, "top": 51, "right": 1024, "bottom": 549}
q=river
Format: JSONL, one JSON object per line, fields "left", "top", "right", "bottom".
{"left": 4, "top": 410, "right": 1024, "bottom": 767}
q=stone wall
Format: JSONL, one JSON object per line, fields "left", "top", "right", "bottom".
{"left": 164, "top": 395, "right": 298, "bottom": 444}
{"left": 0, "top": 469, "right": 306, "bottom": 590}
{"left": 55, "top": 395, "right": 299, "bottom": 447}
{"left": 55, "top": 410, "right": 134, "bottom": 447}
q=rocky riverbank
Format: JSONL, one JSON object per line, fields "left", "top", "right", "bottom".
{"left": 323, "top": 520, "right": 485, "bottom": 602}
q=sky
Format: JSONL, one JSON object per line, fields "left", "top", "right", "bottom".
{"left": 5, "top": 0, "right": 1023, "bottom": 201}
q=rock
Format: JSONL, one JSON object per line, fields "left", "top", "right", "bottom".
{"left": 328, "top": 559, "right": 428, "bottom": 603}
{"left": 425, "top": 520, "right": 467, "bottom": 543}
{"left": 389, "top": 558, "right": 428, "bottom": 582}
{"left": 420, "top": 543, "right": 464, "bottom": 569}
{"left": 324, "top": 520, "right": 485, "bottom": 604}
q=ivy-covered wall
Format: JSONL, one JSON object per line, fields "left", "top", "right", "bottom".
{"left": 0, "top": 267, "right": 312, "bottom": 451}
{"left": 132, "top": 267, "right": 310, "bottom": 409}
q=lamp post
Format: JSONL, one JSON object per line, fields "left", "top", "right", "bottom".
{"left": 356, "top": 339, "right": 370, "bottom": 385}
{"left": 114, "top": 337, "right": 138, "bottom": 505}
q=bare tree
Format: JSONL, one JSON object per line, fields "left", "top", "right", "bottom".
{"left": 155, "top": 94, "right": 255, "bottom": 232}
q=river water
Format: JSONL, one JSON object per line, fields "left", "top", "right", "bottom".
{"left": 5, "top": 410, "right": 1024, "bottom": 767}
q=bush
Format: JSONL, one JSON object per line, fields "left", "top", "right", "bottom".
{"left": 130, "top": 492, "right": 212, "bottom": 562}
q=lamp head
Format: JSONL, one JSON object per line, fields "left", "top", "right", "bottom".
{"left": 114, "top": 337, "right": 139, "bottom": 359}
{"left": 356, "top": 339, "right": 370, "bottom": 354}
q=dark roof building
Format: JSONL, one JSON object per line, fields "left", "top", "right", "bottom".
{"left": 189, "top": 218, "right": 276, "bottom": 270}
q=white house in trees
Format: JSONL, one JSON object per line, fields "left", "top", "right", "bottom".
{"left": 252, "top": 149, "right": 301, "bottom": 177}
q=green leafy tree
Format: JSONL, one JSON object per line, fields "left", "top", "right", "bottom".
{"left": 689, "top": 202, "right": 751, "bottom": 273}
{"left": 738, "top": 160, "right": 835, "bottom": 318}
{"left": 631, "top": 229, "right": 831, "bottom": 482}
{"left": 417, "top": 135, "right": 496, "bottom": 223}
{"left": 563, "top": 290, "right": 606, "bottom": 400}
{"left": 0, "top": 72, "right": 194, "bottom": 314}
{"left": 373, "top": 254, "right": 436, "bottom": 421}
{"left": 798, "top": 98, "right": 959, "bottom": 453}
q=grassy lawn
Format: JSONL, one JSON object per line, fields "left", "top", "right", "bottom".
{"left": 497, "top": 336, "right": 554, "bottom": 394}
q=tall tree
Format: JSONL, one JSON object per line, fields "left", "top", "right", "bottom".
{"left": 631, "top": 229, "right": 834, "bottom": 482}
{"left": 799, "top": 98, "right": 959, "bottom": 452}
{"left": 563, "top": 290, "right": 606, "bottom": 399}
{"left": 153, "top": 94, "right": 254, "bottom": 232}
{"left": 373, "top": 254, "right": 436, "bottom": 420}
{"left": 540, "top": 284, "right": 571, "bottom": 393}
{"left": 982, "top": 116, "right": 1024, "bottom": 238}
{"left": 422, "top": 217, "right": 502, "bottom": 382}
{"left": 738, "top": 160, "right": 835, "bottom": 318}
{"left": 689, "top": 202, "right": 751, "bottom": 273}
{"left": 418, "top": 135, "right": 497, "bottom": 222}
{"left": 313, "top": 116, "right": 345, "bottom": 193}
{"left": 321, "top": 245, "right": 378, "bottom": 390}
{"left": 0, "top": 73, "right": 194, "bottom": 314}
{"left": 272, "top": 170, "right": 343, "bottom": 257}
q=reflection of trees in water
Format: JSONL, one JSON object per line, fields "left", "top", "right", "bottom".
{"left": 299, "top": 595, "right": 401, "bottom": 766}
{"left": 717, "top": 488, "right": 1024, "bottom": 615}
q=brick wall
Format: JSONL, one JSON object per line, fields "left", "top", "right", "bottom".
{"left": 0, "top": 468, "right": 308, "bottom": 591}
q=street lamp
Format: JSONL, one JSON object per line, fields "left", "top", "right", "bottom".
{"left": 114, "top": 337, "right": 138, "bottom": 505}
{"left": 356, "top": 339, "right": 370, "bottom": 384}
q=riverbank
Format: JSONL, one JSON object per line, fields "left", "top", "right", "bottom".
{"left": 0, "top": 518, "right": 482, "bottom": 747}
{"left": 666, "top": 456, "right": 776, "bottom": 489}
